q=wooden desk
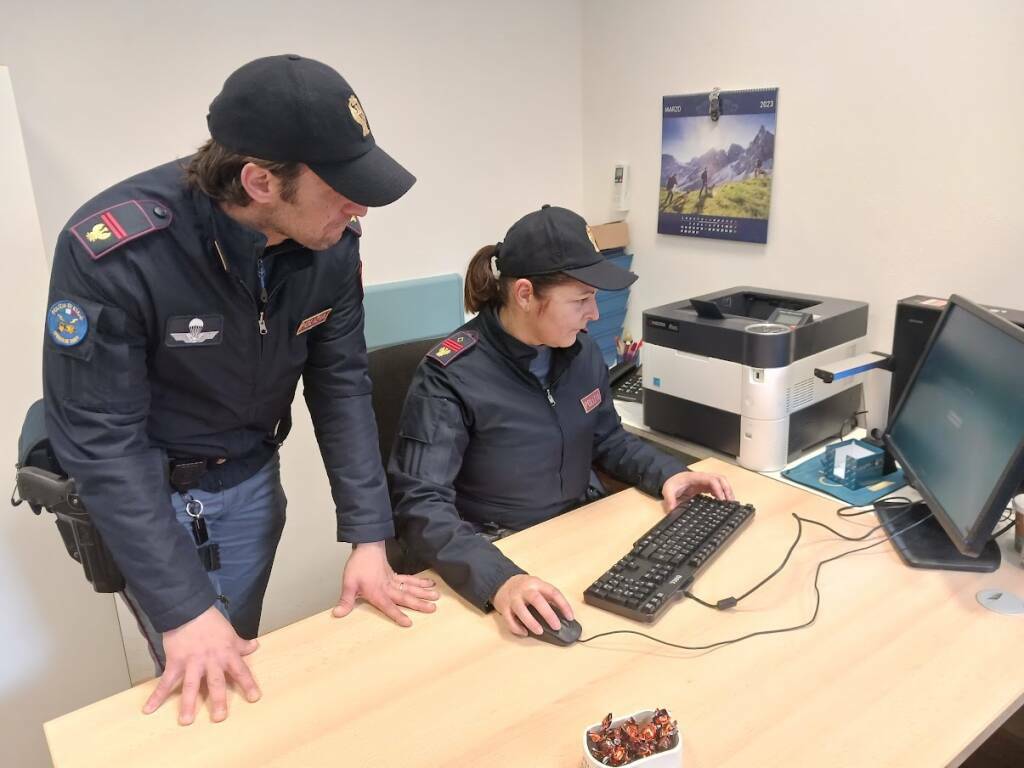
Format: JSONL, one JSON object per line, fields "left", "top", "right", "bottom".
{"left": 45, "top": 459, "right": 1024, "bottom": 767}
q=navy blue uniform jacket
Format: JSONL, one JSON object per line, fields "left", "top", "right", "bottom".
{"left": 388, "top": 306, "right": 686, "bottom": 611}
{"left": 43, "top": 159, "right": 392, "bottom": 632}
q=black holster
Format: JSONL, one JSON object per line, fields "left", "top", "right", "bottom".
{"left": 13, "top": 399, "right": 125, "bottom": 593}
{"left": 14, "top": 465, "right": 125, "bottom": 593}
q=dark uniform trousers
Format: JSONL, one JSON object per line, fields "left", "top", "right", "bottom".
{"left": 388, "top": 307, "right": 687, "bottom": 613}
{"left": 121, "top": 454, "right": 287, "bottom": 668}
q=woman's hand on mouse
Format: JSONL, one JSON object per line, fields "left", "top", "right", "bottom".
{"left": 492, "top": 574, "right": 574, "bottom": 637}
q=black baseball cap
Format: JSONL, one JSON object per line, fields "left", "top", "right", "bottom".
{"left": 496, "top": 205, "right": 637, "bottom": 291}
{"left": 207, "top": 54, "right": 415, "bottom": 207}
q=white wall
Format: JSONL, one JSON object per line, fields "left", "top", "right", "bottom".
{"left": 581, "top": 0, "right": 1024, "bottom": 432}
{"left": 4, "top": 0, "right": 585, "bottom": 284}
{"left": 14, "top": 2, "right": 1022, "bottom": 760}
{"left": 0, "top": 0, "right": 585, "bottom": 746}
{"left": 0, "top": 67, "right": 129, "bottom": 768}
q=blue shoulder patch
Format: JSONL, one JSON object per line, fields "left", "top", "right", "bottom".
{"left": 426, "top": 331, "right": 478, "bottom": 366}
{"left": 69, "top": 200, "right": 172, "bottom": 260}
{"left": 47, "top": 300, "right": 89, "bottom": 347}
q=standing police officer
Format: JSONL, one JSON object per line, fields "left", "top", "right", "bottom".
{"left": 43, "top": 55, "right": 438, "bottom": 726}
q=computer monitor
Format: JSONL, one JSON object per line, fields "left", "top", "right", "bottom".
{"left": 879, "top": 294, "right": 1024, "bottom": 571}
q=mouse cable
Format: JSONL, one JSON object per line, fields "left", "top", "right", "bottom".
{"left": 842, "top": 498, "right": 1014, "bottom": 541}
{"left": 685, "top": 497, "right": 917, "bottom": 611}
{"left": 578, "top": 512, "right": 934, "bottom": 652}
{"left": 991, "top": 518, "right": 1015, "bottom": 539}
{"left": 836, "top": 495, "right": 913, "bottom": 518}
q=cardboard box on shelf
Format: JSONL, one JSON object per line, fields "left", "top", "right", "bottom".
{"left": 588, "top": 220, "right": 629, "bottom": 251}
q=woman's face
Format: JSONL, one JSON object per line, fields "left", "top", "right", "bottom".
{"left": 527, "top": 278, "right": 600, "bottom": 348}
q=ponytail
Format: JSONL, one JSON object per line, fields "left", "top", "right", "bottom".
{"left": 464, "top": 244, "right": 502, "bottom": 313}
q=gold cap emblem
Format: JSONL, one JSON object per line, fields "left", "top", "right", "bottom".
{"left": 348, "top": 94, "right": 370, "bottom": 138}
{"left": 585, "top": 225, "right": 600, "bottom": 252}
{"left": 86, "top": 223, "right": 112, "bottom": 242}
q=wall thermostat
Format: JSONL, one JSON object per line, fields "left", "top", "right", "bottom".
{"left": 613, "top": 163, "right": 630, "bottom": 211}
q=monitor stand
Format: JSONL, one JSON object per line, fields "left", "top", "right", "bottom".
{"left": 876, "top": 501, "right": 1001, "bottom": 572}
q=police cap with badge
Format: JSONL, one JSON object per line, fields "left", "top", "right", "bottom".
{"left": 208, "top": 53, "right": 416, "bottom": 207}
{"left": 493, "top": 205, "right": 637, "bottom": 290}
{"left": 426, "top": 205, "right": 637, "bottom": 366}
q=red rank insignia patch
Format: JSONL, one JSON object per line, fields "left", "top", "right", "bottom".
{"left": 296, "top": 308, "right": 332, "bottom": 335}
{"left": 69, "top": 200, "right": 171, "bottom": 260}
{"left": 426, "top": 331, "right": 478, "bottom": 366}
{"left": 580, "top": 387, "right": 602, "bottom": 413}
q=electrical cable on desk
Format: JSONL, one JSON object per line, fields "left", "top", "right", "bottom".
{"left": 836, "top": 409, "right": 869, "bottom": 441}
{"left": 577, "top": 508, "right": 933, "bottom": 652}
{"left": 992, "top": 521, "right": 1015, "bottom": 539}
{"left": 991, "top": 505, "right": 1015, "bottom": 540}
{"left": 836, "top": 496, "right": 912, "bottom": 518}
{"left": 797, "top": 504, "right": 918, "bottom": 542}
{"left": 842, "top": 499, "right": 1015, "bottom": 541}
{"left": 682, "top": 497, "right": 917, "bottom": 611}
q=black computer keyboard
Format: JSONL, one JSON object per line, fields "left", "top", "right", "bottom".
{"left": 583, "top": 495, "right": 755, "bottom": 623}
{"left": 612, "top": 369, "right": 643, "bottom": 403}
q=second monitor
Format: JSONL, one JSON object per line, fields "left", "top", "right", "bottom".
{"left": 880, "top": 294, "right": 1024, "bottom": 571}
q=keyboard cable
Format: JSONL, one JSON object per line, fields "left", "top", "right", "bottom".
{"left": 684, "top": 496, "right": 915, "bottom": 611}
{"left": 578, "top": 504, "right": 931, "bottom": 651}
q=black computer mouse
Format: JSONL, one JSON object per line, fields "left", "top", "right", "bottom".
{"left": 524, "top": 604, "right": 582, "bottom": 646}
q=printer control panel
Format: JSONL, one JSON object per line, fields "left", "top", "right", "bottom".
{"left": 767, "top": 307, "right": 813, "bottom": 328}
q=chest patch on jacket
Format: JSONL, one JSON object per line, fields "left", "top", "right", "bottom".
{"left": 426, "top": 331, "right": 478, "bottom": 366}
{"left": 166, "top": 315, "right": 224, "bottom": 347}
{"left": 69, "top": 200, "right": 172, "bottom": 260}
{"left": 297, "top": 308, "right": 332, "bottom": 335}
{"left": 580, "top": 387, "right": 602, "bottom": 413}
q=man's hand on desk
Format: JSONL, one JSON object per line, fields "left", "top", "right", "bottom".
{"left": 142, "top": 605, "right": 261, "bottom": 726}
{"left": 492, "top": 574, "right": 574, "bottom": 637}
{"left": 332, "top": 540, "right": 440, "bottom": 627}
{"left": 661, "top": 471, "right": 735, "bottom": 513}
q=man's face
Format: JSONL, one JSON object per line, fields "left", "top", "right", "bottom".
{"left": 266, "top": 166, "right": 368, "bottom": 251}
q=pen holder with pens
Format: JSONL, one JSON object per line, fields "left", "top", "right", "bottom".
{"left": 821, "top": 438, "right": 885, "bottom": 490}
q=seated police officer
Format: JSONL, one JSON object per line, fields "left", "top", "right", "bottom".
{"left": 388, "top": 206, "right": 733, "bottom": 639}
{"left": 42, "top": 55, "right": 439, "bottom": 726}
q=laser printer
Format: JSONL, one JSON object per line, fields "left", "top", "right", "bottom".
{"left": 642, "top": 287, "right": 869, "bottom": 472}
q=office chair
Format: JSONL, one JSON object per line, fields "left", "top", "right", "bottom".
{"left": 369, "top": 336, "right": 446, "bottom": 469}
{"left": 368, "top": 336, "right": 446, "bottom": 574}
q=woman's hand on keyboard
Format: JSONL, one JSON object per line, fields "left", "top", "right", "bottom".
{"left": 661, "top": 471, "right": 735, "bottom": 513}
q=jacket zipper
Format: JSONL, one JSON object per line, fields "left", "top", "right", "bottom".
{"left": 216, "top": 239, "right": 264, "bottom": 419}
{"left": 257, "top": 257, "right": 269, "bottom": 336}
{"left": 541, "top": 367, "right": 571, "bottom": 493}
{"left": 216, "top": 239, "right": 300, "bottom": 424}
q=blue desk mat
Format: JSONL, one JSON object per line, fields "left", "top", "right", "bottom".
{"left": 782, "top": 452, "right": 906, "bottom": 506}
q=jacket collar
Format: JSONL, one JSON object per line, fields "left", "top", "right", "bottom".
{"left": 476, "top": 305, "right": 583, "bottom": 385}
{"left": 191, "top": 185, "right": 310, "bottom": 287}
{"left": 191, "top": 185, "right": 265, "bottom": 275}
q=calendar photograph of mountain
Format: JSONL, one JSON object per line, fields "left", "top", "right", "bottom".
{"left": 658, "top": 89, "right": 778, "bottom": 243}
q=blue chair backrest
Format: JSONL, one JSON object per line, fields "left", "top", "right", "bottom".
{"left": 363, "top": 273, "right": 464, "bottom": 350}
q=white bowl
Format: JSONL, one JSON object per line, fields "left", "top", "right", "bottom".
{"left": 581, "top": 708, "right": 682, "bottom": 767}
